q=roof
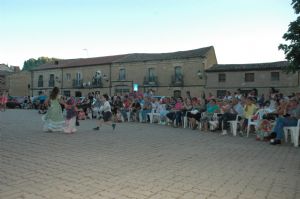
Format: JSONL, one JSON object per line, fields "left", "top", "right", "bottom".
{"left": 32, "top": 46, "right": 212, "bottom": 71}
{"left": 0, "top": 64, "right": 14, "bottom": 72}
{"left": 32, "top": 54, "right": 128, "bottom": 71}
{"left": 114, "top": 46, "right": 212, "bottom": 63}
{"left": 205, "top": 61, "right": 289, "bottom": 72}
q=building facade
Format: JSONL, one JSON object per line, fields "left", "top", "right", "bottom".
{"left": 0, "top": 64, "right": 15, "bottom": 93}
{"left": 31, "top": 46, "right": 217, "bottom": 97}
{"left": 6, "top": 71, "right": 31, "bottom": 96}
{"left": 205, "top": 61, "right": 300, "bottom": 97}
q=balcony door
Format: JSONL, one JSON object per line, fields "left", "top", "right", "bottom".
{"left": 175, "top": 66, "right": 182, "bottom": 81}
{"left": 148, "top": 68, "right": 155, "bottom": 82}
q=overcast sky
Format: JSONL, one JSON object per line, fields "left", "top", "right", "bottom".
{"left": 0, "top": 0, "right": 296, "bottom": 68}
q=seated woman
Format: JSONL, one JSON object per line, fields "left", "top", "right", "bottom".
{"left": 166, "top": 97, "right": 184, "bottom": 127}
{"left": 140, "top": 97, "right": 152, "bottom": 122}
{"left": 158, "top": 97, "right": 171, "bottom": 124}
{"left": 200, "top": 98, "right": 220, "bottom": 131}
{"left": 130, "top": 99, "right": 141, "bottom": 122}
{"left": 187, "top": 97, "right": 206, "bottom": 130}
{"left": 241, "top": 97, "right": 257, "bottom": 133}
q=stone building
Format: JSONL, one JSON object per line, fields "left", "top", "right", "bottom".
{"left": 6, "top": 71, "right": 31, "bottom": 96}
{"left": 0, "top": 64, "right": 14, "bottom": 93}
{"left": 205, "top": 61, "right": 300, "bottom": 97}
{"left": 30, "top": 46, "right": 217, "bottom": 97}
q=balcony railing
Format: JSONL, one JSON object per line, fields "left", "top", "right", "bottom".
{"left": 143, "top": 76, "right": 158, "bottom": 86}
{"left": 90, "top": 77, "right": 103, "bottom": 88}
{"left": 170, "top": 75, "right": 184, "bottom": 86}
{"left": 73, "top": 79, "right": 83, "bottom": 88}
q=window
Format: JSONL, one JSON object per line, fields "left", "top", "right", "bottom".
{"left": 66, "top": 73, "right": 71, "bottom": 81}
{"left": 173, "top": 90, "right": 181, "bottom": 98}
{"left": 49, "top": 74, "right": 55, "bottom": 87}
{"left": 218, "top": 73, "right": 226, "bottom": 82}
{"left": 271, "top": 72, "right": 279, "bottom": 81}
{"left": 175, "top": 66, "right": 182, "bottom": 81}
{"left": 148, "top": 68, "right": 155, "bottom": 82}
{"left": 245, "top": 73, "right": 254, "bottom": 82}
{"left": 76, "top": 72, "right": 81, "bottom": 80}
{"left": 63, "top": 90, "right": 70, "bottom": 97}
{"left": 119, "top": 68, "right": 126, "bottom": 80}
{"left": 38, "top": 75, "right": 43, "bottom": 87}
{"left": 75, "top": 91, "right": 82, "bottom": 97}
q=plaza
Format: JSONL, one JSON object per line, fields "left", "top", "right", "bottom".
{"left": 1, "top": 109, "right": 300, "bottom": 199}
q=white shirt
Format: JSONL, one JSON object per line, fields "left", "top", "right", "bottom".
{"left": 99, "top": 101, "right": 111, "bottom": 113}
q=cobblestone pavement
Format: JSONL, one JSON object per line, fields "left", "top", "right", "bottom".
{"left": 1, "top": 110, "right": 300, "bottom": 199}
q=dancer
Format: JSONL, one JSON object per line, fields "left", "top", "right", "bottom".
{"left": 64, "top": 97, "right": 77, "bottom": 133}
{"left": 93, "top": 94, "right": 116, "bottom": 131}
{"left": 42, "top": 87, "right": 65, "bottom": 132}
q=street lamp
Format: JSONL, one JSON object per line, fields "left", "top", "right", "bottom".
{"left": 197, "top": 70, "right": 203, "bottom": 79}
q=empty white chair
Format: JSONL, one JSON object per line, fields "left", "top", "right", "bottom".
{"left": 283, "top": 119, "right": 300, "bottom": 147}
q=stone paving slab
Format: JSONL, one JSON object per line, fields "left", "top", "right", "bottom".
{"left": 0, "top": 109, "right": 300, "bottom": 199}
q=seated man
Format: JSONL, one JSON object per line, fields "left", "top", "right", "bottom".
{"left": 270, "top": 98, "right": 300, "bottom": 145}
{"left": 219, "top": 98, "right": 244, "bottom": 135}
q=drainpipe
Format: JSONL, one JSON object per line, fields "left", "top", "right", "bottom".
{"left": 31, "top": 70, "right": 33, "bottom": 97}
{"left": 61, "top": 67, "right": 63, "bottom": 93}
{"left": 298, "top": 71, "right": 300, "bottom": 88}
{"left": 109, "top": 64, "right": 112, "bottom": 96}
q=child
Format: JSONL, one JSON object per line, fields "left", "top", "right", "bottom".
{"left": 64, "top": 97, "right": 77, "bottom": 134}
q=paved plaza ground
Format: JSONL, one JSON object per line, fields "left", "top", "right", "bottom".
{"left": 1, "top": 109, "right": 300, "bottom": 199}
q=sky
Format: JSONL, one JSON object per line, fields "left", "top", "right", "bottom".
{"left": 0, "top": 0, "right": 297, "bottom": 68}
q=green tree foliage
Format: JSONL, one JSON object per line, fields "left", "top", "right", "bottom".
{"left": 278, "top": 0, "right": 300, "bottom": 73}
{"left": 22, "top": 57, "right": 57, "bottom": 71}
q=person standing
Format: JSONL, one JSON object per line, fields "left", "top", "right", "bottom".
{"left": 93, "top": 94, "right": 116, "bottom": 131}
{"left": 42, "top": 87, "right": 65, "bottom": 132}
{"left": 0, "top": 90, "right": 8, "bottom": 111}
{"left": 64, "top": 97, "right": 78, "bottom": 134}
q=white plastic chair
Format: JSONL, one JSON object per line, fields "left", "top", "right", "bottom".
{"left": 148, "top": 109, "right": 161, "bottom": 123}
{"left": 183, "top": 111, "right": 190, "bottom": 128}
{"left": 283, "top": 119, "right": 300, "bottom": 147}
{"left": 228, "top": 114, "right": 241, "bottom": 136}
{"left": 126, "top": 111, "right": 131, "bottom": 122}
{"left": 246, "top": 109, "right": 266, "bottom": 137}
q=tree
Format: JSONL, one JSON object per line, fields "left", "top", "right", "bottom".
{"left": 278, "top": 0, "right": 300, "bottom": 73}
{"left": 22, "top": 57, "right": 58, "bottom": 71}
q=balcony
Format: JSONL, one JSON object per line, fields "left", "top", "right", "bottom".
{"left": 170, "top": 75, "right": 184, "bottom": 87}
{"left": 73, "top": 79, "right": 83, "bottom": 88}
{"left": 91, "top": 78, "right": 103, "bottom": 88}
{"left": 143, "top": 76, "right": 158, "bottom": 86}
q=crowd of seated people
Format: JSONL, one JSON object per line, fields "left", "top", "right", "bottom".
{"left": 32, "top": 88, "right": 300, "bottom": 146}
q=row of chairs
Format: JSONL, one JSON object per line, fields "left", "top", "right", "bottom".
{"left": 127, "top": 108, "right": 300, "bottom": 147}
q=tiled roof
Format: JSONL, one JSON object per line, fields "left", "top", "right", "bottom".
{"left": 32, "top": 54, "right": 128, "bottom": 71}
{"left": 32, "top": 46, "right": 212, "bottom": 71}
{"left": 114, "top": 46, "right": 212, "bottom": 63}
{"left": 205, "top": 61, "right": 288, "bottom": 72}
